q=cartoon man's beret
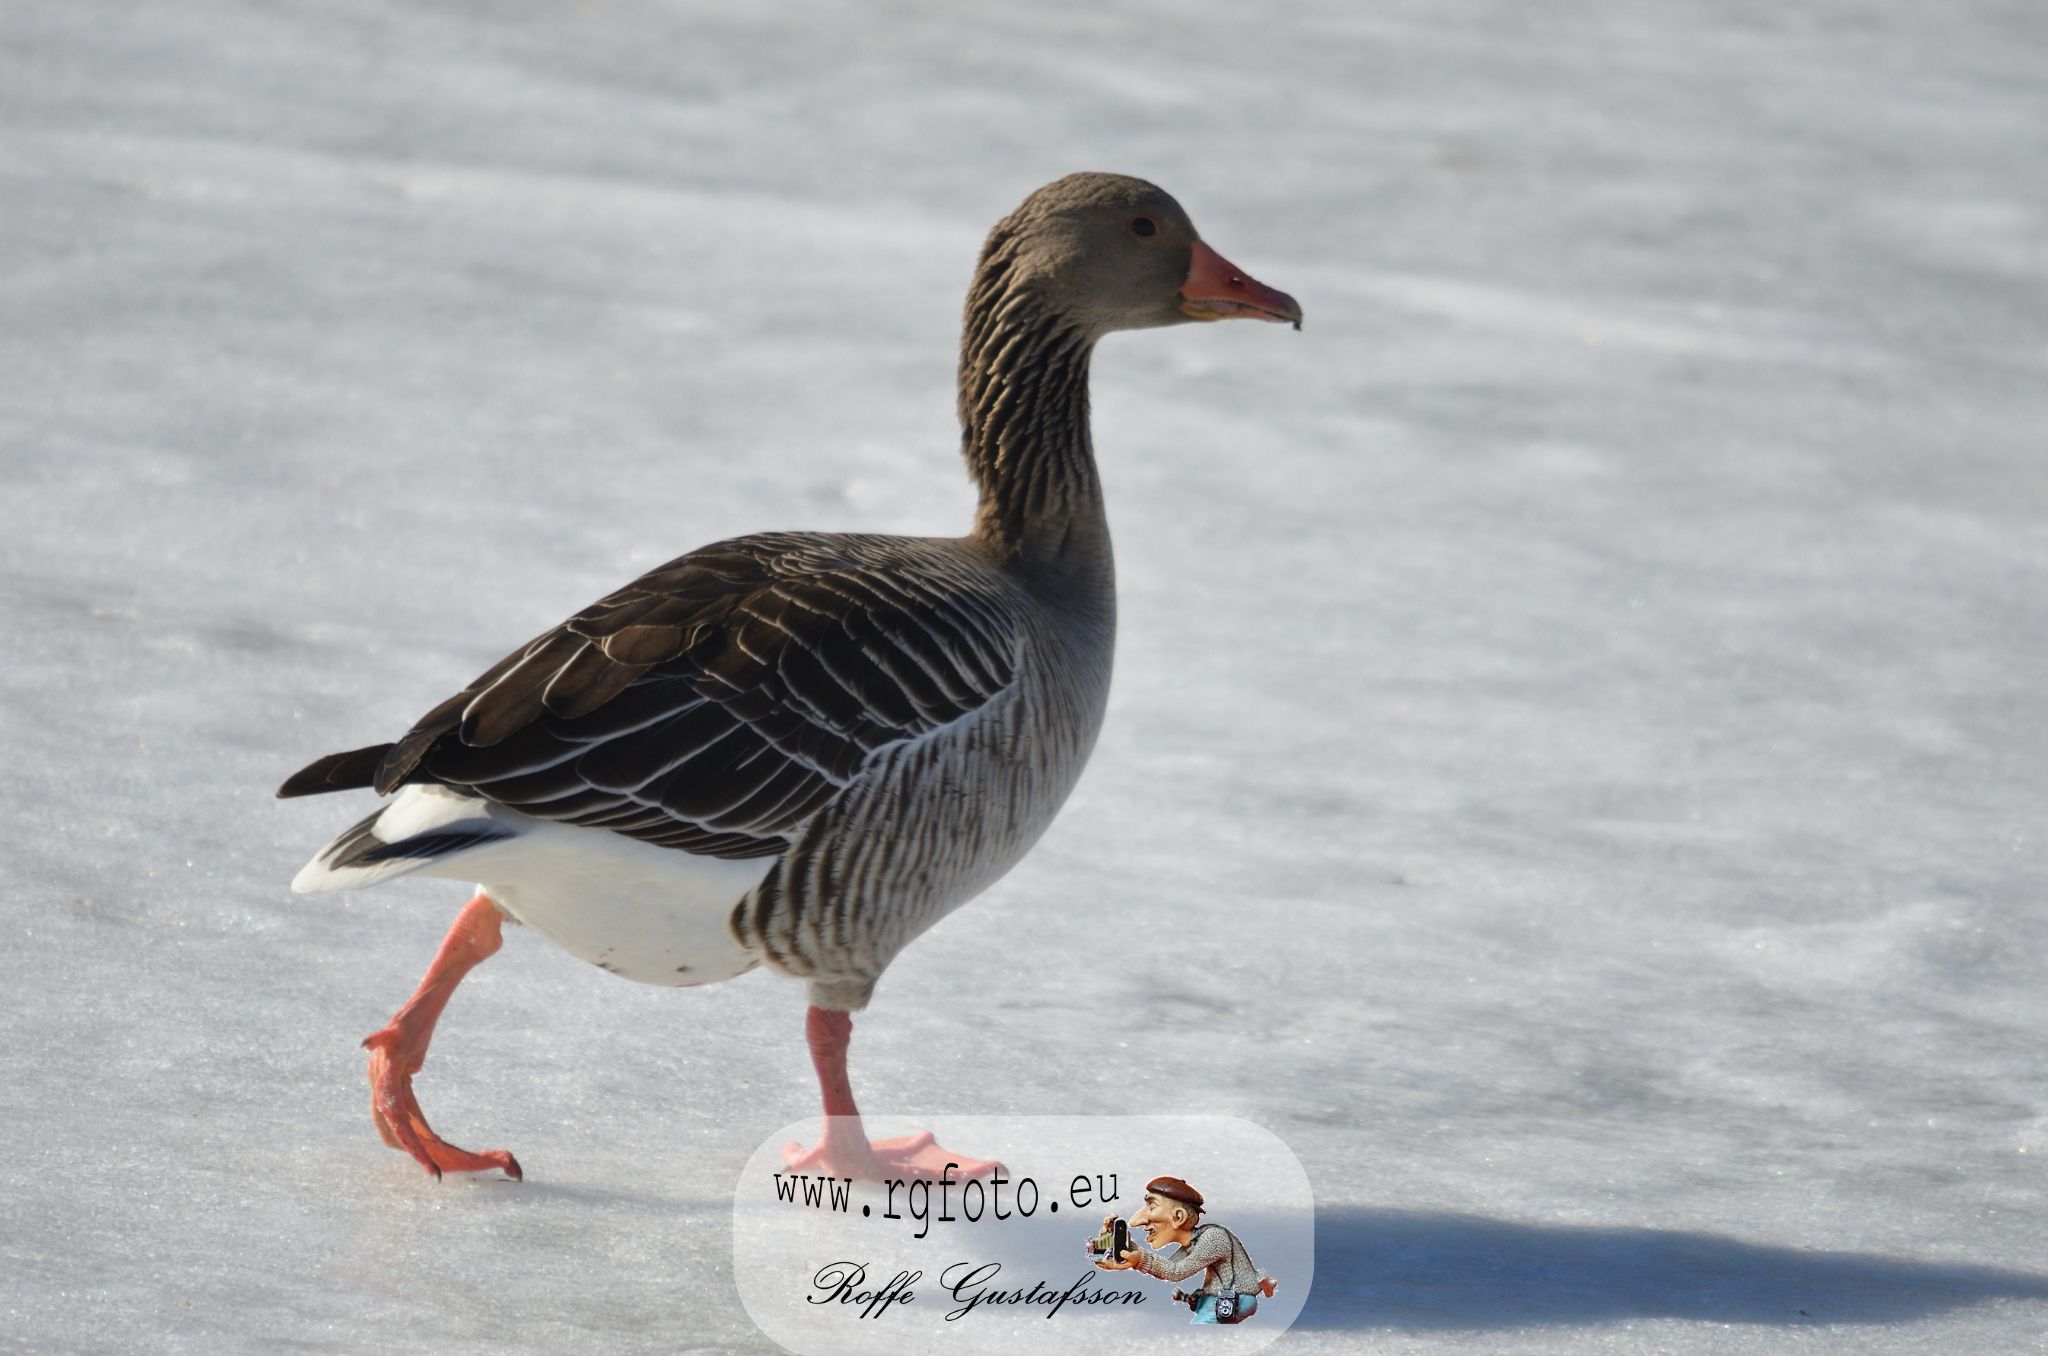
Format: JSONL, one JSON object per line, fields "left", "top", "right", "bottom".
{"left": 1145, "top": 1176, "right": 1204, "bottom": 1211}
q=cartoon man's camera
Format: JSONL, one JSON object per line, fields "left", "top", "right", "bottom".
{"left": 1088, "top": 1175, "right": 1277, "bottom": 1325}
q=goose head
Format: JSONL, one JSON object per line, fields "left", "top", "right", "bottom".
{"left": 976, "top": 172, "right": 1302, "bottom": 339}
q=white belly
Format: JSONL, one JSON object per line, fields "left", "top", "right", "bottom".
{"left": 419, "top": 813, "right": 775, "bottom": 987}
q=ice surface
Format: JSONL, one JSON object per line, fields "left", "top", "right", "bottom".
{"left": 4, "top": 1, "right": 2047, "bottom": 1352}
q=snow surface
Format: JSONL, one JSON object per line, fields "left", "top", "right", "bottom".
{"left": 4, "top": 1, "right": 2048, "bottom": 1352}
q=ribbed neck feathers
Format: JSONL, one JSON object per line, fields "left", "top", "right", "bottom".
{"left": 957, "top": 223, "right": 1104, "bottom": 558}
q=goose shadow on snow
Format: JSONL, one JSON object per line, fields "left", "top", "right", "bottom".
{"left": 1300, "top": 1206, "right": 2048, "bottom": 1331}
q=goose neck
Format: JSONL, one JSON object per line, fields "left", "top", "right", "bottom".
{"left": 958, "top": 296, "right": 1106, "bottom": 561}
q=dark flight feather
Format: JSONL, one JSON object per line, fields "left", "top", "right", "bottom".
{"left": 278, "top": 532, "right": 1019, "bottom": 861}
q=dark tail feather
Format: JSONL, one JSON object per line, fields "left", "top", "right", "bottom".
{"left": 321, "top": 808, "right": 511, "bottom": 873}
{"left": 277, "top": 743, "right": 395, "bottom": 799}
{"left": 289, "top": 804, "right": 513, "bottom": 892}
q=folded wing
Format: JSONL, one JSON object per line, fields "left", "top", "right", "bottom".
{"left": 279, "top": 533, "right": 1019, "bottom": 860}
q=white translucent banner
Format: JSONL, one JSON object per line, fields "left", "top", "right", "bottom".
{"left": 732, "top": 1115, "right": 1313, "bottom": 1354}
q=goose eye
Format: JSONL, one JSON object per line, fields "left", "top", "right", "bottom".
{"left": 1129, "top": 215, "right": 1158, "bottom": 238}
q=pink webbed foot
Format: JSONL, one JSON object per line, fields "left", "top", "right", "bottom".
{"left": 364, "top": 1026, "right": 522, "bottom": 1180}
{"left": 780, "top": 1120, "right": 1004, "bottom": 1183}
{"left": 788, "top": 1005, "right": 1001, "bottom": 1182}
{"left": 359, "top": 892, "right": 521, "bottom": 1181}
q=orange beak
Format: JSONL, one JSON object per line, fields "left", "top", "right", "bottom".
{"left": 1179, "top": 239, "right": 1302, "bottom": 330}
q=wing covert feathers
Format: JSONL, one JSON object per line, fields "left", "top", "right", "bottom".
{"left": 284, "top": 533, "right": 1019, "bottom": 861}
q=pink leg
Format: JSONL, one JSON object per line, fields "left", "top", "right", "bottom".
{"left": 361, "top": 891, "right": 522, "bottom": 1180}
{"left": 779, "top": 1006, "right": 1003, "bottom": 1182}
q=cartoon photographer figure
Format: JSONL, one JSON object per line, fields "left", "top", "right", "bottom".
{"left": 1091, "top": 1176, "right": 1277, "bottom": 1325}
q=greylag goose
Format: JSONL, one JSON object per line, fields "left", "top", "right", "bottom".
{"left": 280, "top": 172, "right": 1301, "bottom": 1182}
